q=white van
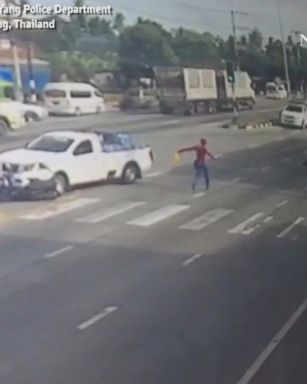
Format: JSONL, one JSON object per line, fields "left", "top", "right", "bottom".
{"left": 44, "top": 82, "right": 106, "bottom": 116}
{"left": 266, "top": 82, "right": 287, "bottom": 99}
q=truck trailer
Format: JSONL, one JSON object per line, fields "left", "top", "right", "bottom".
{"left": 155, "top": 66, "right": 255, "bottom": 115}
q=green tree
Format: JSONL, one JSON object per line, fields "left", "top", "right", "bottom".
{"left": 248, "top": 28, "right": 263, "bottom": 51}
{"left": 119, "top": 20, "right": 178, "bottom": 68}
{"left": 87, "top": 17, "right": 113, "bottom": 36}
{"left": 113, "top": 12, "right": 125, "bottom": 34}
{"left": 71, "top": 0, "right": 87, "bottom": 32}
{"left": 171, "top": 29, "right": 219, "bottom": 66}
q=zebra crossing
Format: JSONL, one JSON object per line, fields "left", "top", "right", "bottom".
{"left": 11, "top": 193, "right": 306, "bottom": 241}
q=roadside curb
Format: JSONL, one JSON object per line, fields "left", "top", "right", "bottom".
{"left": 221, "top": 119, "right": 279, "bottom": 130}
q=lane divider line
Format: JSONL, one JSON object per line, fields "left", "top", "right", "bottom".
{"left": 276, "top": 217, "right": 305, "bottom": 239}
{"left": 77, "top": 306, "right": 118, "bottom": 331}
{"left": 237, "top": 297, "right": 307, "bottom": 384}
{"left": 182, "top": 254, "right": 203, "bottom": 266}
{"left": 44, "top": 245, "right": 74, "bottom": 258}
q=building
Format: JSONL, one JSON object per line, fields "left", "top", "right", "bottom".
{"left": 0, "top": 38, "right": 51, "bottom": 92}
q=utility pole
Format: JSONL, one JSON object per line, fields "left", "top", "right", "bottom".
{"left": 276, "top": 1, "right": 291, "bottom": 95}
{"left": 4, "top": 0, "right": 23, "bottom": 102}
{"left": 26, "top": 41, "right": 36, "bottom": 102}
{"left": 19, "top": 0, "right": 36, "bottom": 102}
{"left": 229, "top": 10, "right": 248, "bottom": 122}
{"left": 230, "top": 10, "right": 249, "bottom": 70}
{"left": 230, "top": 11, "right": 237, "bottom": 69}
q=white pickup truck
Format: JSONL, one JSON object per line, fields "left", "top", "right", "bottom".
{"left": 0, "top": 130, "right": 153, "bottom": 198}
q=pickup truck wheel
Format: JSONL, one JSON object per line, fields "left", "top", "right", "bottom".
{"left": 0, "top": 118, "right": 9, "bottom": 136}
{"left": 25, "top": 111, "right": 40, "bottom": 122}
{"left": 54, "top": 174, "right": 68, "bottom": 196}
{"left": 122, "top": 164, "right": 138, "bottom": 184}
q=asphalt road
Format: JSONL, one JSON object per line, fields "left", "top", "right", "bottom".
{"left": 0, "top": 100, "right": 307, "bottom": 383}
{"left": 0, "top": 96, "right": 285, "bottom": 149}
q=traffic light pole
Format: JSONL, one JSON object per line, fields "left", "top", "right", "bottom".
{"left": 225, "top": 60, "right": 238, "bottom": 123}
{"left": 230, "top": 11, "right": 238, "bottom": 70}
{"left": 231, "top": 82, "right": 238, "bottom": 123}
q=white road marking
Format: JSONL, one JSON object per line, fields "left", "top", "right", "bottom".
{"left": 77, "top": 306, "right": 118, "bottom": 331}
{"left": 248, "top": 144, "right": 257, "bottom": 149}
{"left": 232, "top": 177, "right": 241, "bottom": 183}
{"left": 237, "top": 297, "right": 307, "bottom": 384}
{"left": 44, "top": 245, "right": 74, "bottom": 259}
{"left": 228, "top": 212, "right": 264, "bottom": 235}
{"left": 160, "top": 120, "right": 180, "bottom": 126}
{"left": 76, "top": 201, "right": 145, "bottom": 224}
{"left": 263, "top": 216, "right": 273, "bottom": 224}
{"left": 192, "top": 192, "right": 206, "bottom": 198}
{"left": 276, "top": 217, "right": 305, "bottom": 239}
{"left": 146, "top": 170, "right": 169, "bottom": 178}
{"left": 128, "top": 204, "right": 190, "bottom": 227}
{"left": 241, "top": 223, "right": 261, "bottom": 235}
{"left": 180, "top": 209, "right": 233, "bottom": 231}
{"left": 22, "top": 198, "right": 100, "bottom": 220}
{"left": 182, "top": 253, "right": 203, "bottom": 266}
{"left": 276, "top": 200, "right": 288, "bottom": 208}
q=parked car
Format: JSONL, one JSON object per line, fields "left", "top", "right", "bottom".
{"left": 22, "top": 103, "right": 48, "bottom": 122}
{"left": 280, "top": 100, "right": 307, "bottom": 129}
{"left": 0, "top": 130, "right": 153, "bottom": 199}
{"left": 266, "top": 82, "right": 288, "bottom": 99}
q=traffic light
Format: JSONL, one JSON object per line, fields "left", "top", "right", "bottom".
{"left": 225, "top": 60, "right": 235, "bottom": 83}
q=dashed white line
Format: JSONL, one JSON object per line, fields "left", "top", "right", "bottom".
{"left": 182, "top": 254, "right": 203, "bottom": 266}
{"left": 263, "top": 216, "right": 273, "bottom": 224}
{"left": 160, "top": 119, "right": 180, "bottom": 126}
{"left": 276, "top": 217, "right": 305, "bottom": 239}
{"left": 237, "top": 297, "right": 307, "bottom": 384}
{"left": 192, "top": 192, "right": 206, "bottom": 198}
{"left": 276, "top": 200, "right": 288, "bottom": 208}
{"left": 77, "top": 306, "right": 118, "bottom": 330}
{"left": 228, "top": 213, "right": 264, "bottom": 235}
{"left": 146, "top": 170, "right": 169, "bottom": 178}
{"left": 44, "top": 245, "right": 74, "bottom": 259}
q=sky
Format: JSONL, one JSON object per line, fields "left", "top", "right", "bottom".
{"left": 32, "top": 0, "right": 307, "bottom": 40}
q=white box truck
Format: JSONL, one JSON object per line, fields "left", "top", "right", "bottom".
{"left": 156, "top": 67, "right": 255, "bottom": 115}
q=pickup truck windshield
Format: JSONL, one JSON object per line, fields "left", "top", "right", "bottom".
{"left": 285, "top": 105, "right": 303, "bottom": 113}
{"left": 27, "top": 136, "right": 74, "bottom": 152}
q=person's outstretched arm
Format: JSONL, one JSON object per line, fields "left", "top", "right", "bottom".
{"left": 207, "top": 150, "right": 216, "bottom": 160}
{"left": 178, "top": 146, "right": 197, "bottom": 154}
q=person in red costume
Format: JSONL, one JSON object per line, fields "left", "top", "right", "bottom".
{"left": 177, "top": 138, "right": 216, "bottom": 192}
